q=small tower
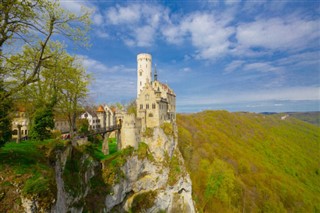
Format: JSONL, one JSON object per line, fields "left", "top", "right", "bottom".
{"left": 137, "top": 53, "right": 152, "bottom": 97}
{"left": 96, "top": 105, "right": 105, "bottom": 129}
{"left": 154, "top": 64, "right": 158, "bottom": 81}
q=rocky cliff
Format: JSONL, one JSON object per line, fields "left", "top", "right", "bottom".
{"left": 103, "top": 124, "right": 195, "bottom": 212}
{"left": 1, "top": 122, "right": 195, "bottom": 212}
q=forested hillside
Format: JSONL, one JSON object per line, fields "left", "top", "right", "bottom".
{"left": 288, "top": 112, "right": 320, "bottom": 126}
{"left": 177, "top": 111, "right": 320, "bottom": 213}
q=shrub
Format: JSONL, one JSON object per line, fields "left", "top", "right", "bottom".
{"left": 136, "top": 142, "right": 154, "bottom": 161}
{"left": 161, "top": 122, "right": 173, "bottom": 137}
{"left": 143, "top": 127, "right": 154, "bottom": 138}
{"left": 167, "top": 153, "right": 181, "bottom": 186}
{"left": 131, "top": 190, "right": 157, "bottom": 212}
{"left": 29, "top": 106, "right": 54, "bottom": 141}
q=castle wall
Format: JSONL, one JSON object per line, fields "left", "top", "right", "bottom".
{"left": 120, "top": 114, "right": 140, "bottom": 149}
{"left": 136, "top": 83, "right": 162, "bottom": 129}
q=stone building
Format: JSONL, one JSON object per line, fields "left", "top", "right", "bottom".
{"left": 136, "top": 53, "right": 176, "bottom": 129}
{"left": 80, "top": 105, "right": 116, "bottom": 131}
{"left": 119, "top": 53, "right": 176, "bottom": 148}
{"left": 12, "top": 107, "right": 29, "bottom": 140}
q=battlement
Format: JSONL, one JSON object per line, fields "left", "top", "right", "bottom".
{"left": 137, "top": 53, "right": 152, "bottom": 62}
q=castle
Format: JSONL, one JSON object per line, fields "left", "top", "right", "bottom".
{"left": 11, "top": 53, "right": 175, "bottom": 148}
{"left": 120, "top": 53, "right": 176, "bottom": 148}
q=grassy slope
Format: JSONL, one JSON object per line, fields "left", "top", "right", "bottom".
{"left": 0, "top": 139, "right": 63, "bottom": 212}
{"left": 0, "top": 137, "right": 118, "bottom": 212}
{"left": 177, "top": 110, "right": 320, "bottom": 213}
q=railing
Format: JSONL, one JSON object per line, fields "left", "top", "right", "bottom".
{"left": 91, "top": 124, "right": 122, "bottom": 134}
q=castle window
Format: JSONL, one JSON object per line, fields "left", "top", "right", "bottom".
{"left": 140, "top": 71, "right": 142, "bottom": 76}
{"left": 149, "top": 113, "right": 153, "bottom": 117}
{"left": 140, "top": 104, "right": 143, "bottom": 109}
{"left": 140, "top": 81, "right": 142, "bottom": 86}
{"left": 13, "top": 129, "right": 17, "bottom": 135}
{"left": 25, "top": 130, "right": 28, "bottom": 135}
{"left": 146, "top": 104, "right": 149, "bottom": 109}
{"left": 145, "top": 94, "right": 149, "bottom": 100}
{"left": 152, "top": 103, "right": 156, "bottom": 109}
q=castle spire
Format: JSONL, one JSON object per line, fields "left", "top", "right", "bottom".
{"left": 154, "top": 64, "right": 158, "bottom": 81}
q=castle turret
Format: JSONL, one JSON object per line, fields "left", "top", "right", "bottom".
{"left": 137, "top": 53, "right": 152, "bottom": 97}
{"left": 154, "top": 64, "right": 158, "bottom": 81}
{"left": 96, "top": 105, "right": 105, "bottom": 129}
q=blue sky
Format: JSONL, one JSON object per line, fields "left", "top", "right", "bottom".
{"left": 61, "top": 0, "right": 319, "bottom": 113}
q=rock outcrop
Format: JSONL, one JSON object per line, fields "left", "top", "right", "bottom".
{"left": 104, "top": 124, "right": 196, "bottom": 212}
{"left": 17, "top": 123, "right": 195, "bottom": 212}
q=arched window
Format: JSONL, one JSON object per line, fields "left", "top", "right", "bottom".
{"left": 152, "top": 103, "right": 156, "bottom": 109}
{"left": 146, "top": 104, "right": 149, "bottom": 109}
{"left": 149, "top": 113, "right": 153, "bottom": 117}
{"left": 145, "top": 94, "right": 149, "bottom": 100}
{"left": 12, "top": 129, "right": 17, "bottom": 135}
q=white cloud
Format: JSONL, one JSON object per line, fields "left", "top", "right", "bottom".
{"left": 224, "top": 0, "right": 241, "bottom": 6}
{"left": 106, "top": 4, "right": 141, "bottom": 25}
{"left": 224, "top": 60, "right": 245, "bottom": 73}
{"left": 78, "top": 55, "right": 134, "bottom": 74}
{"left": 93, "top": 13, "right": 103, "bottom": 26}
{"left": 243, "top": 62, "right": 283, "bottom": 73}
{"left": 163, "top": 13, "right": 234, "bottom": 60}
{"left": 95, "top": 30, "right": 108, "bottom": 38}
{"left": 60, "top": 0, "right": 95, "bottom": 15}
{"left": 134, "top": 25, "right": 156, "bottom": 47}
{"left": 102, "top": 4, "right": 166, "bottom": 47}
{"left": 236, "top": 17, "right": 319, "bottom": 51}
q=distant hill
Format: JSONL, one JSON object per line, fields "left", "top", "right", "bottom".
{"left": 260, "top": 111, "right": 320, "bottom": 126}
{"left": 288, "top": 112, "right": 320, "bottom": 126}
{"left": 177, "top": 110, "right": 320, "bottom": 213}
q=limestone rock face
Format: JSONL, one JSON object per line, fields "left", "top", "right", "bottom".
{"left": 105, "top": 125, "right": 196, "bottom": 213}
{"left": 19, "top": 124, "right": 196, "bottom": 213}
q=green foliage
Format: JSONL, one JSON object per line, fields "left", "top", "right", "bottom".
{"left": 77, "top": 118, "right": 89, "bottom": 135}
{"left": 177, "top": 110, "right": 320, "bottom": 213}
{"left": 143, "top": 127, "right": 154, "bottom": 138}
{"left": 29, "top": 106, "right": 54, "bottom": 141}
{"left": 0, "top": 139, "right": 62, "bottom": 211}
{"left": 86, "top": 138, "right": 117, "bottom": 160}
{"left": 126, "top": 100, "right": 137, "bottom": 116}
{"left": 102, "top": 146, "right": 134, "bottom": 186}
{"left": 137, "top": 142, "right": 154, "bottom": 161}
{"left": 161, "top": 122, "right": 174, "bottom": 137}
{"left": 131, "top": 190, "right": 158, "bottom": 212}
{"left": 22, "top": 174, "right": 52, "bottom": 196}
{"left": 167, "top": 153, "right": 181, "bottom": 186}
{"left": 0, "top": 83, "right": 12, "bottom": 146}
{"left": 0, "top": 0, "right": 91, "bottom": 101}
{"left": 288, "top": 112, "right": 320, "bottom": 126}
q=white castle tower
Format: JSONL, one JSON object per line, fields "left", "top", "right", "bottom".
{"left": 137, "top": 53, "right": 152, "bottom": 97}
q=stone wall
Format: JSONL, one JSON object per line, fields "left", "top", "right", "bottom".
{"left": 120, "top": 114, "right": 140, "bottom": 149}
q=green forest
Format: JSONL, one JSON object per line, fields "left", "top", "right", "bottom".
{"left": 177, "top": 110, "right": 320, "bottom": 213}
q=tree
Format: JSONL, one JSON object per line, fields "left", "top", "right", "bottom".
{"left": 0, "top": 0, "right": 91, "bottom": 101}
{"left": 0, "top": 0, "right": 91, "bottom": 143}
{"left": 77, "top": 118, "right": 89, "bottom": 136}
{"left": 29, "top": 105, "right": 54, "bottom": 141}
{"left": 54, "top": 54, "right": 90, "bottom": 137}
{"left": 0, "top": 82, "right": 11, "bottom": 146}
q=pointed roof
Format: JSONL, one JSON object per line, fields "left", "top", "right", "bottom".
{"left": 97, "top": 105, "right": 104, "bottom": 112}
